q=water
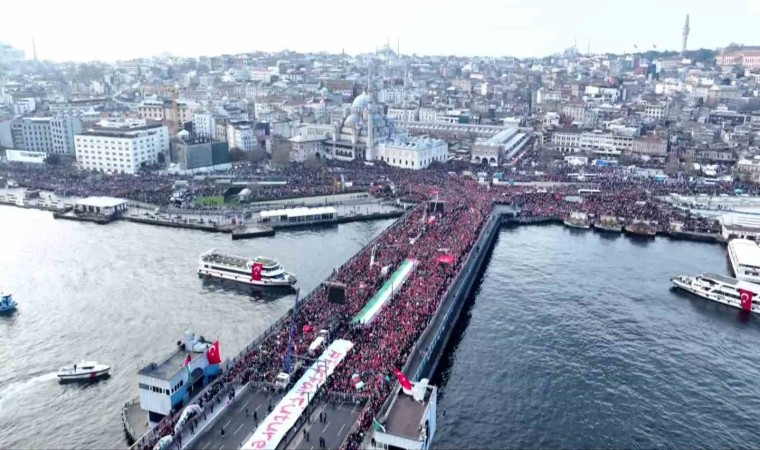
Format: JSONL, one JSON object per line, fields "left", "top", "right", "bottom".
{"left": 434, "top": 225, "right": 760, "bottom": 449}
{"left": 0, "top": 206, "right": 392, "bottom": 449}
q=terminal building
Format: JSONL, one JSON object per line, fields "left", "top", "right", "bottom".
{"left": 137, "top": 332, "right": 220, "bottom": 423}
{"left": 73, "top": 196, "right": 128, "bottom": 217}
{"left": 722, "top": 215, "right": 760, "bottom": 242}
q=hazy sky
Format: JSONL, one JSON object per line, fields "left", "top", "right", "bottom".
{"left": 2, "top": 0, "right": 759, "bottom": 62}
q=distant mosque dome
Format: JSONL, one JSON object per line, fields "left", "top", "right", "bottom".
{"left": 351, "top": 92, "right": 370, "bottom": 109}
{"left": 344, "top": 113, "right": 361, "bottom": 127}
{"left": 320, "top": 86, "right": 330, "bottom": 96}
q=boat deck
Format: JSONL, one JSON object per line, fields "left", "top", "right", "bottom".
{"left": 385, "top": 393, "right": 427, "bottom": 439}
{"left": 122, "top": 399, "right": 150, "bottom": 442}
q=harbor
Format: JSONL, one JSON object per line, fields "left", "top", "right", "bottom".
{"left": 0, "top": 188, "right": 404, "bottom": 237}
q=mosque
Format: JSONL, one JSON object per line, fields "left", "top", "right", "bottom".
{"left": 327, "top": 79, "right": 395, "bottom": 161}
{"left": 291, "top": 71, "right": 448, "bottom": 169}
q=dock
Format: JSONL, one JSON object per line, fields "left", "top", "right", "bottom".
{"left": 124, "top": 216, "right": 225, "bottom": 232}
{"left": 231, "top": 225, "right": 276, "bottom": 240}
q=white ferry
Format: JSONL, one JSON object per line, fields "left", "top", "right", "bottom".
{"left": 198, "top": 248, "right": 296, "bottom": 287}
{"left": 564, "top": 211, "right": 590, "bottom": 229}
{"left": 727, "top": 238, "right": 760, "bottom": 284}
{"left": 671, "top": 273, "right": 760, "bottom": 313}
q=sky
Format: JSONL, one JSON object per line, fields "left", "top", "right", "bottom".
{"left": 1, "top": 0, "right": 759, "bottom": 62}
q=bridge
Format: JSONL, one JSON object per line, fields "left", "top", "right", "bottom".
{"left": 137, "top": 204, "right": 517, "bottom": 450}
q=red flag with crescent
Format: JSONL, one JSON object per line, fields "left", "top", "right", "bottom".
{"left": 251, "top": 262, "right": 263, "bottom": 281}
{"left": 739, "top": 288, "right": 753, "bottom": 312}
{"left": 184, "top": 354, "right": 191, "bottom": 367}
{"left": 206, "top": 341, "right": 222, "bottom": 365}
{"left": 393, "top": 368, "right": 413, "bottom": 391}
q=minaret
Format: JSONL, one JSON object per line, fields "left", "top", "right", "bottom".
{"left": 681, "top": 14, "right": 690, "bottom": 57}
{"left": 32, "top": 38, "right": 37, "bottom": 62}
{"left": 366, "top": 67, "right": 374, "bottom": 160}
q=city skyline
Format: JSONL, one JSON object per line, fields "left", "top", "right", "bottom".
{"left": 1, "top": 0, "right": 759, "bottom": 63}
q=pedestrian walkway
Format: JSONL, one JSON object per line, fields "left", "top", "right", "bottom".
{"left": 177, "top": 384, "right": 247, "bottom": 450}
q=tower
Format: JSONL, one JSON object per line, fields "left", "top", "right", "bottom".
{"left": 32, "top": 38, "right": 37, "bottom": 62}
{"left": 681, "top": 14, "right": 690, "bottom": 57}
{"left": 366, "top": 67, "right": 374, "bottom": 160}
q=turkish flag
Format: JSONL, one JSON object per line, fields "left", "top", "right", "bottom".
{"left": 206, "top": 341, "right": 222, "bottom": 365}
{"left": 393, "top": 368, "right": 413, "bottom": 391}
{"left": 436, "top": 254, "right": 455, "bottom": 265}
{"left": 251, "top": 262, "right": 263, "bottom": 281}
{"left": 184, "top": 354, "right": 192, "bottom": 367}
{"left": 739, "top": 288, "right": 754, "bottom": 312}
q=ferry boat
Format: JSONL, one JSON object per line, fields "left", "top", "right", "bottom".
{"left": 57, "top": 361, "right": 111, "bottom": 382}
{"left": 198, "top": 248, "right": 296, "bottom": 287}
{"left": 0, "top": 293, "right": 17, "bottom": 314}
{"left": 671, "top": 273, "right": 760, "bottom": 313}
{"left": 625, "top": 220, "right": 657, "bottom": 238}
{"left": 563, "top": 211, "right": 591, "bottom": 229}
{"left": 24, "top": 189, "right": 41, "bottom": 199}
{"left": 727, "top": 239, "right": 760, "bottom": 283}
{"left": 594, "top": 216, "right": 623, "bottom": 233}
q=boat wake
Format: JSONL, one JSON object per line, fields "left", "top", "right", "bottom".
{"left": 0, "top": 372, "right": 59, "bottom": 407}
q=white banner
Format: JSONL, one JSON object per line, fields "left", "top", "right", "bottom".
{"left": 240, "top": 339, "right": 354, "bottom": 450}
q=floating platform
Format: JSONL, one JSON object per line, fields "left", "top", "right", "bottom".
{"left": 231, "top": 225, "right": 275, "bottom": 240}
{"left": 125, "top": 216, "right": 223, "bottom": 232}
{"left": 53, "top": 211, "right": 114, "bottom": 224}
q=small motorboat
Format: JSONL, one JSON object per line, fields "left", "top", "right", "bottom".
{"left": 0, "top": 293, "right": 17, "bottom": 314}
{"left": 57, "top": 361, "right": 111, "bottom": 382}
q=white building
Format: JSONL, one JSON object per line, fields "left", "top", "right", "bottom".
{"left": 376, "top": 137, "right": 448, "bottom": 170}
{"left": 289, "top": 124, "right": 333, "bottom": 162}
{"left": 5, "top": 149, "right": 47, "bottom": 164}
{"left": 387, "top": 107, "right": 418, "bottom": 123}
{"left": 552, "top": 129, "right": 633, "bottom": 155}
{"left": 75, "top": 119, "right": 169, "bottom": 174}
{"left": 470, "top": 127, "right": 531, "bottom": 165}
{"left": 226, "top": 121, "right": 255, "bottom": 151}
{"left": 192, "top": 112, "right": 216, "bottom": 139}
{"left": 12, "top": 98, "right": 36, "bottom": 115}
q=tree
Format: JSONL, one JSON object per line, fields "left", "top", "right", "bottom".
{"left": 250, "top": 148, "right": 267, "bottom": 164}
{"left": 229, "top": 147, "right": 248, "bottom": 162}
{"left": 157, "top": 152, "right": 166, "bottom": 165}
{"left": 304, "top": 156, "right": 323, "bottom": 170}
{"left": 44, "top": 154, "right": 61, "bottom": 165}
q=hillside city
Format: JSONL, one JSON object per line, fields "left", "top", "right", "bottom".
{"left": 1, "top": 24, "right": 760, "bottom": 199}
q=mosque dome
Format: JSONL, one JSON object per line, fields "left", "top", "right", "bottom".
{"left": 351, "top": 92, "right": 370, "bottom": 109}
{"left": 344, "top": 113, "right": 362, "bottom": 127}
{"left": 319, "top": 86, "right": 330, "bottom": 96}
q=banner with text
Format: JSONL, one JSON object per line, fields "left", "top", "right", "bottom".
{"left": 240, "top": 339, "right": 354, "bottom": 450}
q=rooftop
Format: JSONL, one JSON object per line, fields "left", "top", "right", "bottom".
{"left": 138, "top": 347, "right": 194, "bottom": 380}
{"left": 731, "top": 239, "right": 760, "bottom": 268}
{"left": 260, "top": 206, "right": 336, "bottom": 219}
{"left": 75, "top": 196, "right": 127, "bottom": 208}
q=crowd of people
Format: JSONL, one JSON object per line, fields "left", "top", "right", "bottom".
{"left": 133, "top": 169, "right": 498, "bottom": 450}
{"left": 4, "top": 157, "right": 742, "bottom": 450}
